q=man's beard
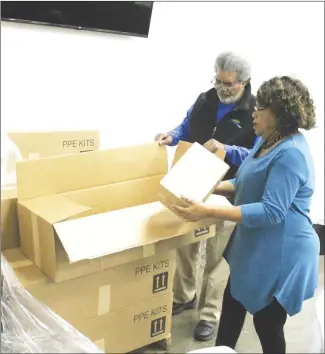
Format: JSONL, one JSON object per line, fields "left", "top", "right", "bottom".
{"left": 217, "top": 88, "right": 244, "bottom": 104}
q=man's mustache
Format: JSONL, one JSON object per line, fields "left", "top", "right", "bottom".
{"left": 217, "top": 89, "right": 232, "bottom": 97}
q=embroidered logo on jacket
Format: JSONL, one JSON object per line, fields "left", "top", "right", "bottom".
{"left": 232, "top": 119, "right": 242, "bottom": 128}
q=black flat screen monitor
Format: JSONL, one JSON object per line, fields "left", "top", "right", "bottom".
{"left": 1, "top": 1, "right": 154, "bottom": 38}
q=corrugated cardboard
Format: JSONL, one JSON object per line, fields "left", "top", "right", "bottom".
{"left": 74, "top": 292, "right": 173, "bottom": 353}
{"left": 53, "top": 201, "right": 216, "bottom": 264}
{"left": 53, "top": 222, "right": 218, "bottom": 283}
{"left": 3, "top": 248, "right": 175, "bottom": 323}
{"left": 157, "top": 219, "right": 235, "bottom": 255}
{"left": 159, "top": 142, "right": 229, "bottom": 211}
{"left": 1, "top": 187, "right": 20, "bottom": 250}
{"left": 16, "top": 142, "right": 233, "bottom": 282}
{"left": 8, "top": 130, "right": 100, "bottom": 159}
{"left": 16, "top": 143, "right": 167, "bottom": 201}
{"left": 1, "top": 130, "right": 100, "bottom": 252}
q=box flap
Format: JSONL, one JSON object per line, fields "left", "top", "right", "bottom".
{"left": 172, "top": 141, "right": 192, "bottom": 167}
{"left": 63, "top": 175, "right": 163, "bottom": 212}
{"left": 2, "top": 248, "right": 33, "bottom": 269}
{"left": 19, "top": 194, "right": 91, "bottom": 224}
{"left": 16, "top": 143, "right": 168, "bottom": 200}
{"left": 53, "top": 196, "right": 221, "bottom": 263}
{"left": 172, "top": 141, "right": 226, "bottom": 167}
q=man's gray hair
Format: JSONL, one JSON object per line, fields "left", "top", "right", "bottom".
{"left": 214, "top": 51, "right": 251, "bottom": 82}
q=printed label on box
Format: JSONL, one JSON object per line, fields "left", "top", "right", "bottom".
{"left": 62, "top": 139, "right": 95, "bottom": 149}
{"left": 134, "top": 304, "right": 168, "bottom": 323}
{"left": 150, "top": 316, "right": 166, "bottom": 337}
{"left": 152, "top": 272, "right": 168, "bottom": 294}
{"left": 195, "top": 226, "right": 210, "bottom": 237}
{"left": 135, "top": 259, "right": 170, "bottom": 277}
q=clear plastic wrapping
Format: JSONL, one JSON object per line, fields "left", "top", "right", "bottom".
{"left": 0, "top": 255, "right": 103, "bottom": 353}
{"left": 0, "top": 133, "right": 23, "bottom": 187}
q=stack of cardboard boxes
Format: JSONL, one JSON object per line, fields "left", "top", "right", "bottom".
{"left": 1, "top": 134, "right": 234, "bottom": 353}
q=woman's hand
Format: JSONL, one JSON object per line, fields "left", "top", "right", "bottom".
{"left": 203, "top": 139, "right": 225, "bottom": 153}
{"left": 172, "top": 195, "right": 243, "bottom": 223}
{"left": 171, "top": 196, "right": 211, "bottom": 222}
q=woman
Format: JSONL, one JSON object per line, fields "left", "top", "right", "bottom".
{"left": 171, "top": 76, "right": 320, "bottom": 354}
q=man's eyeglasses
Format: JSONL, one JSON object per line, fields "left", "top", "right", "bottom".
{"left": 254, "top": 106, "right": 267, "bottom": 112}
{"left": 211, "top": 76, "right": 239, "bottom": 88}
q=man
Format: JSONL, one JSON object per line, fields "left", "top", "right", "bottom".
{"left": 155, "top": 51, "right": 257, "bottom": 341}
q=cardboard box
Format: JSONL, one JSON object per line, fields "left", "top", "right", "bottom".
{"left": 75, "top": 292, "right": 173, "bottom": 353}
{"left": 3, "top": 248, "right": 175, "bottom": 323}
{"left": 159, "top": 142, "right": 229, "bottom": 211}
{"left": 15, "top": 142, "right": 232, "bottom": 282}
{"left": 3, "top": 248, "right": 173, "bottom": 353}
{"left": 1, "top": 130, "right": 100, "bottom": 252}
{"left": 1, "top": 187, "right": 20, "bottom": 250}
{"left": 54, "top": 222, "right": 218, "bottom": 283}
{"left": 8, "top": 130, "right": 100, "bottom": 159}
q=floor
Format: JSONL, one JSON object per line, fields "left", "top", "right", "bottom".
{"left": 144, "top": 254, "right": 324, "bottom": 354}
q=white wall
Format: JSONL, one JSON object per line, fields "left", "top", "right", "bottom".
{"left": 1, "top": 2, "right": 324, "bottom": 223}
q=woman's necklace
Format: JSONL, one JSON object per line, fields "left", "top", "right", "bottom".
{"left": 261, "top": 133, "right": 286, "bottom": 150}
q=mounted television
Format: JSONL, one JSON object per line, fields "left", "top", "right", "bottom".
{"left": 1, "top": 1, "right": 154, "bottom": 38}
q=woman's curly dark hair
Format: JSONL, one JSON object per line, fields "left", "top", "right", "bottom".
{"left": 257, "top": 76, "right": 316, "bottom": 135}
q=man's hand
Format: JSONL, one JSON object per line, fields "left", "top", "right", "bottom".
{"left": 171, "top": 196, "right": 211, "bottom": 222}
{"left": 203, "top": 139, "right": 225, "bottom": 153}
{"left": 154, "top": 133, "right": 173, "bottom": 146}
